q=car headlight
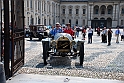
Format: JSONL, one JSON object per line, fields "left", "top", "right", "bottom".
{"left": 51, "top": 40, "right": 56, "bottom": 46}
{"left": 71, "top": 40, "right": 76, "bottom": 46}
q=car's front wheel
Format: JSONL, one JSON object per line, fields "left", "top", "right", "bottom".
{"left": 79, "top": 43, "right": 84, "bottom": 66}
{"left": 39, "top": 35, "right": 43, "bottom": 41}
{"left": 43, "top": 43, "right": 48, "bottom": 65}
{"left": 30, "top": 37, "right": 32, "bottom": 41}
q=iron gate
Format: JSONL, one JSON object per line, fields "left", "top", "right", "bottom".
{"left": 3, "top": 0, "right": 24, "bottom": 78}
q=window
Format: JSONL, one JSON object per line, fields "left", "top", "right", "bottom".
{"left": 27, "top": 1, "right": 29, "bottom": 7}
{"left": 121, "top": 20, "right": 123, "bottom": 25}
{"left": 69, "top": 19, "right": 71, "bottom": 24}
{"left": 101, "top": 9, "right": 105, "bottom": 14}
{"left": 95, "top": 9, "right": 98, "bottom": 14}
{"left": 28, "top": 17, "right": 29, "bottom": 25}
{"left": 36, "top": 17, "right": 37, "bottom": 24}
{"left": 38, "top": 1, "right": 40, "bottom": 10}
{"left": 49, "top": 19, "right": 51, "bottom": 25}
{"left": 35, "top": 1, "right": 37, "bottom": 10}
{"left": 49, "top": 4, "right": 50, "bottom": 12}
{"left": 121, "top": 8, "right": 124, "bottom": 14}
{"left": 69, "top": 9, "right": 72, "bottom": 14}
{"left": 76, "top": 19, "right": 78, "bottom": 25}
{"left": 76, "top": 9, "right": 79, "bottom": 14}
{"left": 62, "top": 19, "right": 65, "bottom": 24}
{"left": 62, "top": 9, "right": 65, "bottom": 14}
{"left": 83, "top": 20, "right": 85, "bottom": 25}
{"left": 38, "top": 19, "right": 40, "bottom": 24}
{"left": 108, "top": 9, "right": 112, "bottom": 14}
{"left": 30, "top": 0, "right": 32, "bottom": 8}
{"left": 44, "top": 1, "right": 45, "bottom": 11}
{"left": 83, "top": 9, "right": 86, "bottom": 14}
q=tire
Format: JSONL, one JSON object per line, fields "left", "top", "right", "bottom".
{"left": 30, "top": 37, "right": 32, "bottom": 41}
{"left": 43, "top": 42, "right": 48, "bottom": 65}
{"left": 79, "top": 43, "right": 84, "bottom": 66}
{"left": 39, "top": 36, "right": 42, "bottom": 41}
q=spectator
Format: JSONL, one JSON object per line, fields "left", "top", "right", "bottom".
{"left": 121, "top": 29, "right": 124, "bottom": 41}
{"left": 115, "top": 27, "right": 121, "bottom": 43}
{"left": 107, "top": 27, "right": 113, "bottom": 46}
{"left": 103, "top": 27, "right": 107, "bottom": 43}
{"left": 97, "top": 27, "right": 100, "bottom": 36}
{"left": 76, "top": 26, "right": 80, "bottom": 37}
{"left": 88, "top": 26, "right": 93, "bottom": 44}
{"left": 82, "top": 26, "right": 86, "bottom": 40}
{"left": 101, "top": 28, "right": 104, "bottom": 43}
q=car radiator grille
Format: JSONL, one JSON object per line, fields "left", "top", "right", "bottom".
{"left": 57, "top": 41, "right": 70, "bottom": 52}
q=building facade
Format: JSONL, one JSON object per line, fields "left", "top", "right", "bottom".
{"left": 24, "top": 0, "right": 60, "bottom": 27}
{"left": 1, "top": 0, "right": 124, "bottom": 28}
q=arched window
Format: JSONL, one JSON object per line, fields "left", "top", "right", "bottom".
{"left": 101, "top": 8, "right": 105, "bottom": 14}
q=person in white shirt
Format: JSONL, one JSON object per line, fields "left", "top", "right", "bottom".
{"left": 121, "top": 29, "right": 124, "bottom": 41}
{"left": 88, "top": 26, "right": 93, "bottom": 44}
{"left": 103, "top": 27, "right": 107, "bottom": 43}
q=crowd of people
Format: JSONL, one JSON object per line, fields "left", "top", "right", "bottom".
{"left": 49, "top": 22, "right": 124, "bottom": 46}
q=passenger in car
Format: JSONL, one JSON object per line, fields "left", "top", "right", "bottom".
{"left": 64, "top": 23, "right": 74, "bottom": 39}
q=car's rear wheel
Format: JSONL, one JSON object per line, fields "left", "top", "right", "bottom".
{"left": 79, "top": 43, "right": 84, "bottom": 66}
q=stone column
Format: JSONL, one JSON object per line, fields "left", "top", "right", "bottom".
{"left": 45, "top": 0, "right": 48, "bottom": 25}
{"left": 113, "top": 4, "right": 116, "bottom": 20}
{"left": 40, "top": 1, "right": 42, "bottom": 24}
{"left": 49, "top": 1, "right": 52, "bottom": 25}
{"left": 91, "top": 5, "right": 93, "bottom": 20}
{"left": 88, "top": 4, "right": 92, "bottom": 26}
{"left": 54, "top": 2, "right": 56, "bottom": 23}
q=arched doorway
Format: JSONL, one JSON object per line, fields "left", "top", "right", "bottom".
{"left": 99, "top": 17, "right": 106, "bottom": 28}
{"left": 107, "top": 18, "right": 112, "bottom": 28}
{"left": 91, "top": 18, "right": 99, "bottom": 31}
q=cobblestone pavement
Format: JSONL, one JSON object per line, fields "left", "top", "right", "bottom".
{"left": 17, "top": 29, "right": 124, "bottom": 81}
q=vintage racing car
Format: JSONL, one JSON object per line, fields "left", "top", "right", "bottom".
{"left": 42, "top": 33, "right": 85, "bottom": 65}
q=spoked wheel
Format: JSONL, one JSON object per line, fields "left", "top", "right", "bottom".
{"left": 79, "top": 43, "right": 84, "bottom": 66}
{"left": 43, "top": 43, "right": 48, "bottom": 65}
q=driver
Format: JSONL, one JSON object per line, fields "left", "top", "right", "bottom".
{"left": 50, "top": 22, "right": 63, "bottom": 36}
